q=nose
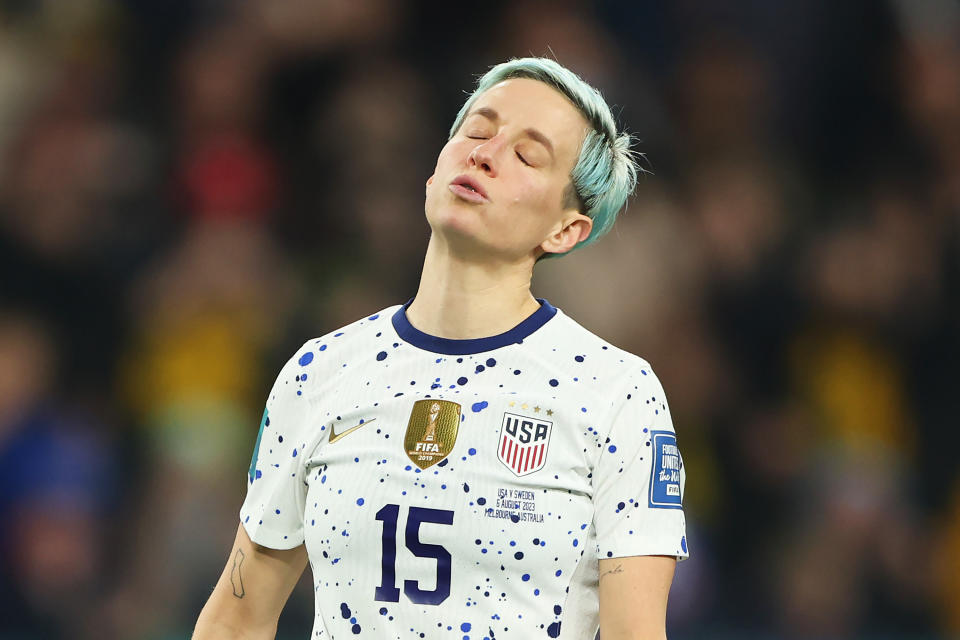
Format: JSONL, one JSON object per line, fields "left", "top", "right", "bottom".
{"left": 468, "top": 138, "right": 499, "bottom": 177}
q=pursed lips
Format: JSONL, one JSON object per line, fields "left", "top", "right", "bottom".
{"left": 449, "top": 175, "right": 489, "bottom": 203}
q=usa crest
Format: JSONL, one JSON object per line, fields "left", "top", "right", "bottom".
{"left": 405, "top": 399, "right": 461, "bottom": 470}
{"left": 498, "top": 412, "right": 552, "bottom": 476}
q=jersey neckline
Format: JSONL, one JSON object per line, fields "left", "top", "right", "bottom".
{"left": 391, "top": 298, "right": 558, "bottom": 355}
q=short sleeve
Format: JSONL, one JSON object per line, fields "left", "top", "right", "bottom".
{"left": 592, "top": 364, "right": 688, "bottom": 560}
{"left": 239, "top": 344, "right": 313, "bottom": 549}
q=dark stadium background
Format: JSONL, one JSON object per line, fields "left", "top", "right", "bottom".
{"left": 1, "top": 1, "right": 958, "bottom": 638}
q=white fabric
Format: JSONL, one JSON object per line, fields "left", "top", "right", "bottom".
{"left": 241, "top": 303, "right": 687, "bottom": 639}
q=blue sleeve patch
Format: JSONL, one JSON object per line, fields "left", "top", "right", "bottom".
{"left": 648, "top": 430, "right": 683, "bottom": 509}
{"left": 248, "top": 407, "right": 269, "bottom": 482}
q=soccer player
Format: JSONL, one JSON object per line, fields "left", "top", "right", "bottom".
{"left": 193, "top": 57, "right": 687, "bottom": 640}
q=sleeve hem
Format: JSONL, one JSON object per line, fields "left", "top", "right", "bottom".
{"left": 600, "top": 547, "right": 690, "bottom": 562}
{"left": 240, "top": 516, "right": 304, "bottom": 550}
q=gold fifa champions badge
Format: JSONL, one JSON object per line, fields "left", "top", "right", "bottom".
{"left": 405, "top": 399, "right": 461, "bottom": 470}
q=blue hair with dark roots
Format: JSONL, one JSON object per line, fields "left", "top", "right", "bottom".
{"left": 449, "top": 57, "right": 639, "bottom": 258}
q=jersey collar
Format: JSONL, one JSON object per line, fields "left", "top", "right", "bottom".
{"left": 391, "top": 298, "right": 557, "bottom": 355}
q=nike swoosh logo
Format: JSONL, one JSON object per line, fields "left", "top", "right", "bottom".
{"left": 329, "top": 418, "right": 376, "bottom": 443}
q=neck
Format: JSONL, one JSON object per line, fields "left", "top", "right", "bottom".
{"left": 406, "top": 234, "right": 541, "bottom": 339}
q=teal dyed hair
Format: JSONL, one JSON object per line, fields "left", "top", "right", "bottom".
{"left": 449, "top": 57, "right": 639, "bottom": 257}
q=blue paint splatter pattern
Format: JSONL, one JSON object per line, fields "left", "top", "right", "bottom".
{"left": 239, "top": 303, "right": 687, "bottom": 640}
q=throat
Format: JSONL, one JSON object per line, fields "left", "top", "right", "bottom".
{"left": 406, "top": 291, "right": 541, "bottom": 341}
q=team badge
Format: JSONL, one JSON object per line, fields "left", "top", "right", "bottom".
{"left": 648, "top": 430, "right": 683, "bottom": 509}
{"left": 498, "top": 411, "right": 552, "bottom": 476}
{"left": 405, "top": 399, "right": 461, "bottom": 470}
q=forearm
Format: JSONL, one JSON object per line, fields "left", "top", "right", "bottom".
{"left": 193, "top": 552, "right": 273, "bottom": 640}
{"left": 598, "top": 609, "right": 668, "bottom": 640}
{"left": 596, "top": 629, "right": 667, "bottom": 640}
{"left": 193, "top": 599, "right": 276, "bottom": 640}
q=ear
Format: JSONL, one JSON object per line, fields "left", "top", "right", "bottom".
{"left": 539, "top": 213, "right": 593, "bottom": 256}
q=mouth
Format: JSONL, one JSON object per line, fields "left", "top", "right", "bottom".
{"left": 449, "top": 175, "right": 489, "bottom": 203}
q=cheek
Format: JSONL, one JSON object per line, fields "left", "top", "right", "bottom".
{"left": 426, "top": 145, "right": 455, "bottom": 193}
{"left": 510, "top": 175, "right": 560, "bottom": 220}
{"left": 428, "top": 142, "right": 466, "bottom": 188}
{"left": 436, "top": 139, "right": 471, "bottom": 167}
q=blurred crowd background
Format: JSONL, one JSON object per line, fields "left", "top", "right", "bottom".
{"left": 1, "top": 0, "right": 958, "bottom": 638}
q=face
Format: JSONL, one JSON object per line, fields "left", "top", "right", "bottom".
{"left": 424, "top": 78, "right": 592, "bottom": 263}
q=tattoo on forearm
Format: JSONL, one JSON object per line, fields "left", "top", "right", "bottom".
{"left": 599, "top": 563, "right": 624, "bottom": 581}
{"left": 230, "top": 549, "right": 246, "bottom": 598}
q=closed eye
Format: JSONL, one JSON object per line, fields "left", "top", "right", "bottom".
{"left": 516, "top": 151, "right": 531, "bottom": 166}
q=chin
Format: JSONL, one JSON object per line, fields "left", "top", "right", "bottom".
{"left": 427, "top": 195, "right": 482, "bottom": 233}
{"left": 425, "top": 207, "right": 490, "bottom": 253}
{"left": 432, "top": 214, "right": 482, "bottom": 244}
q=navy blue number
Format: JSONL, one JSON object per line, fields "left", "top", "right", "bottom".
{"left": 404, "top": 507, "right": 454, "bottom": 604}
{"left": 374, "top": 504, "right": 454, "bottom": 605}
{"left": 375, "top": 504, "right": 401, "bottom": 602}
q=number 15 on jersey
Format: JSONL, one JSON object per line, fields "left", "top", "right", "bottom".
{"left": 375, "top": 504, "right": 454, "bottom": 606}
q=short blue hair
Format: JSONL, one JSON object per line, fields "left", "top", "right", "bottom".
{"left": 449, "top": 57, "right": 639, "bottom": 257}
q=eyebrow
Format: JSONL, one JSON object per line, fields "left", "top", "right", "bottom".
{"left": 468, "top": 106, "right": 555, "bottom": 159}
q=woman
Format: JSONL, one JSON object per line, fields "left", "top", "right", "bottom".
{"left": 194, "top": 57, "right": 687, "bottom": 640}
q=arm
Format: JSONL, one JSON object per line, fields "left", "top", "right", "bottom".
{"left": 193, "top": 523, "right": 308, "bottom": 640}
{"left": 598, "top": 555, "right": 677, "bottom": 640}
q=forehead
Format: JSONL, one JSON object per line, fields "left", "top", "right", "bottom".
{"left": 468, "top": 78, "right": 589, "bottom": 159}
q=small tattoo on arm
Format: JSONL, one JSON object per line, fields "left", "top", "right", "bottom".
{"left": 599, "top": 563, "right": 624, "bottom": 581}
{"left": 230, "top": 549, "right": 246, "bottom": 598}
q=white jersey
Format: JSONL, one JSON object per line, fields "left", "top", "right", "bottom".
{"left": 241, "top": 300, "right": 688, "bottom": 639}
